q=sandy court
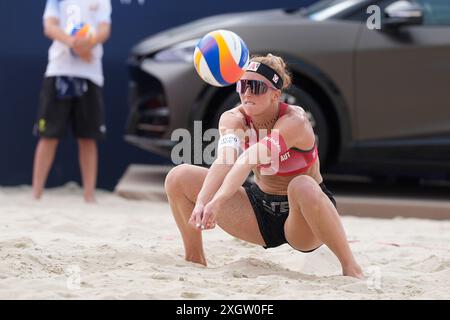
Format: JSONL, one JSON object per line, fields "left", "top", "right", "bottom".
{"left": 0, "top": 183, "right": 449, "bottom": 299}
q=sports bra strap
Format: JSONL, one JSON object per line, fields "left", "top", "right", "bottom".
{"left": 278, "top": 102, "right": 288, "bottom": 118}
{"left": 244, "top": 113, "right": 252, "bottom": 127}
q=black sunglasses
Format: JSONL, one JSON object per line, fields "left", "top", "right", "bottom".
{"left": 236, "top": 79, "right": 275, "bottom": 95}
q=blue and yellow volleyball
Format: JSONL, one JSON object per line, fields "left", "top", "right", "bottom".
{"left": 193, "top": 30, "right": 249, "bottom": 87}
{"left": 69, "top": 23, "right": 95, "bottom": 39}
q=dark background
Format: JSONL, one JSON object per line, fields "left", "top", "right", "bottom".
{"left": 0, "top": 0, "right": 316, "bottom": 190}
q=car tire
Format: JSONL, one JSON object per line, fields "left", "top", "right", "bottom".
{"left": 283, "top": 86, "right": 330, "bottom": 167}
{"left": 210, "top": 85, "right": 330, "bottom": 167}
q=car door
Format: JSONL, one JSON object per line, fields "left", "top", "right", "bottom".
{"left": 353, "top": 0, "right": 450, "bottom": 164}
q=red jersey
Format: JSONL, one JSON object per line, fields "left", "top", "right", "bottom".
{"left": 243, "top": 102, "right": 318, "bottom": 176}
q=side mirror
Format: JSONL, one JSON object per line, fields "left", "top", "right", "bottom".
{"left": 383, "top": 0, "right": 424, "bottom": 29}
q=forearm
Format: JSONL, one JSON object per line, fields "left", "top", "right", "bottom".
{"left": 196, "top": 161, "right": 233, "bottom": 205}
{"left": 212, "top": 141, "right": 271, "bottom": 203}
{"left": 93, "top": 23, "right": 111, "bottom": 45}
{"left": 212, "top": 155, "right": 254, "bottom": 204}
{"left": 44, "top": 21, "right": 73, "bottom": 47}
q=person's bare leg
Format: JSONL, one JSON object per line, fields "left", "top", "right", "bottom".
{"left": 165, "top": 164, "right": 208, "bottom": 265}
{"left": 284, "top": 175, "right": 364, "bottom": 279}
{"left": 165, "top": 164, "right": 266, "bottom": 266}
{"left": 78, "top": 138, "right": 97, "bottom": 203}
{"left": 32, "top": 138, "right": 59, "bottom": 199}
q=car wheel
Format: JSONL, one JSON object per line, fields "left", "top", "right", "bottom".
{"left": 210, "top": 86, "right": 330, "bottom": 166}
{"left": 282, "top": 86, "right": 329, "bottom": 166}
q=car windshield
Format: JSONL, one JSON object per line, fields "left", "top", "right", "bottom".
{"left": 301, "top": 0, "right": 364, "bottom": 20}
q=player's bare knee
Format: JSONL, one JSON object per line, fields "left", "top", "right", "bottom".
{"left": 288, "top": 175, "right": 317, "bottom": 198}
{"left": 289, "top": 176, "right": 322, "bottom": 210}
{"left": 164, "top": 164, "right": 192, "bottom": 194}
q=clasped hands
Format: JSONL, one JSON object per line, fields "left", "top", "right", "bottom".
{"left": 69, "top": 36, "right": 96, "bottom": 63}
{"left": 188, "top": 197, "right": 224, "bottom": 231}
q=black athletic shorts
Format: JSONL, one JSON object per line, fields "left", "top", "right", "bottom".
{"left": 244, "top": 181, "right": 337, "bottom": 250}
{"left": 33, "top": 76, "right": 106, "bottom": 139}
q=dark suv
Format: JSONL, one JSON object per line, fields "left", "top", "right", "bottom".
{"left": 125, "top": 0, "right": 450, "bottom": 179}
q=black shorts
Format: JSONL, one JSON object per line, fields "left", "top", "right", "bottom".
{"left": 33, "top": 76, "right": 106, "bottom": 139}
{"left": 244, "top": 181, "right": 337, "bottom": 250}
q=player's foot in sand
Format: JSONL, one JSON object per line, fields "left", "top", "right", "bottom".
{"left": 185, "top": 253, "right": 207, "bottom": 266}
{"left": 343, "top": 264, "right": 365, "bottom": 279}
{"left": 32, "top": 191, "right": 42, "bottom": 200}
{"left": 84, "top": 194, "right": 96, "bottom": 203}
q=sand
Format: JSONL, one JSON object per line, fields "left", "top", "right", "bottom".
{"left": 0, "top": 183, "right": 449, "bottom": 300}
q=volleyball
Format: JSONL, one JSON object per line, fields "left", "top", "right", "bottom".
{"left": 67, "top": 23, "right": 96, "bottom": 58}
{"left": 193, "top": 29, "right": 249, "bottom": 87}
{"left": 68, "top": 23, "right": 95, "bottom": 40}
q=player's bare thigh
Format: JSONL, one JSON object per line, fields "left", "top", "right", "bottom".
{"left": 283, "top": 175, "right": 323, "bottom": 251}
{"left": 165, "top": 164, "right": 266, "bottom": 246}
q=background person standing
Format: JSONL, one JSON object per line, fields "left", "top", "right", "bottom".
{"left": 32, "top": 0, "right": 112, "bottom": 202}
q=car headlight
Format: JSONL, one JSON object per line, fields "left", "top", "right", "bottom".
{"left": 153, "top": 39, "right": 200, "bottom": 63}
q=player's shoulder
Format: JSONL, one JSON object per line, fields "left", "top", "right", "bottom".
{"left": 219, "top": 105, "right": 246, "bottom": 131}
{"left": 281, "top": 104, "right": 309, "bottom": 125}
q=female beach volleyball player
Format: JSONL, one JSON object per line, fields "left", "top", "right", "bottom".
{"left": 165, "top": 54, "right": 363, "bottom": 279}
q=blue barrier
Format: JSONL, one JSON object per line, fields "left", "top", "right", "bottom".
{"left": 0, "top": 0, "right": 315, "bottom": 190}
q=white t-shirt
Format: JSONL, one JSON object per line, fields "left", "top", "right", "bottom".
{"left": 43, "top": 0, "right": 112, "bottom": 87}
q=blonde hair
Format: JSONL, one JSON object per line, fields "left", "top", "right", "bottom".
{"left": 250, "top": 53, "right": 292, "bottom": 90}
